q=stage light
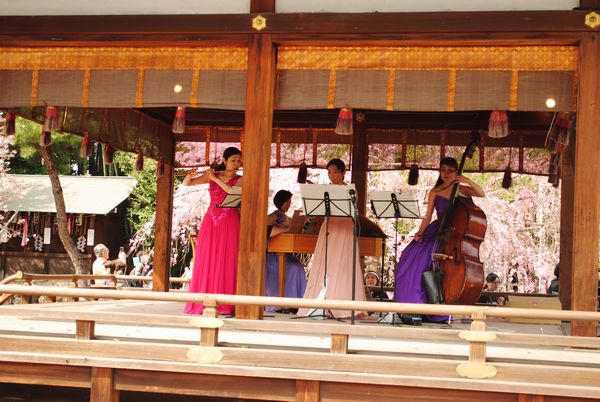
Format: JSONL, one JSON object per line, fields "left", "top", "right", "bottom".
{"left": 545, "top": 98, "right": 556, "bottom": 108}
{"left": 173, "top": 84, "right": 183, "bottom": 93}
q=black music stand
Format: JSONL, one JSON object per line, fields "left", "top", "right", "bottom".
{"left": 299, "top": 183, "right": 357, "bottom": 320}
{"left": 217, "top": 186, "right": 242, "bottom": 208}
{"left": 370, "top": 191, "right": 420, "bottom": 324}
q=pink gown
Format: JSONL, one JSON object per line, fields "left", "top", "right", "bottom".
{"left": 297, "top": 216, "right": 366, "bottom": 318}
{"left": 184, "top": 175, "right": 240, "bottom": 315}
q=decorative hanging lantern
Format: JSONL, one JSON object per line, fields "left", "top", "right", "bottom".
{"left": 43, "top": 106, "right": 60, "bottom": 133}
{"left": 407, "top": 140, "right": 419, "bottom": 186}
{"left": 408, "top": 163, "right": 419, "bottom": 186}
{"left": 172, "top": 106, "right": 186, "bottom": 134}
{"left": 80, "top": 132, "right": 92, "bottom": 158}
{"left": 488, "top": 110, "right": 509, "bottom": 138}
{"left": 501, "top": 148, "right": 513, "bottom": 189}
{"left": 297, "top": 161, "right": 308, "bottom": 183}
{"left": 501, "top": 166, "right": 512, "bottom": 189}
{"left": 135, "top": 152, "right": 144, "bottom": 171}
{"left": 2, "top": 111, "right": 16, "bottom": 136}
{"left": 39, "top": 126, "right": 52, "bottom": 147}
{"left": 103, "top": 144, "right": 115, "bottom": 164}
{"left": 334, "top": 107, "right": 353, "bottom": 136}
{"left": 156, "top": 157, "right": 165, "bottom": 177}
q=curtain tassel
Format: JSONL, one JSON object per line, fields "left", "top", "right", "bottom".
{"left": 334, "top": 107, "right": 353, "bottom": 136}
{"left": 43, "top": 106, "right": 60, "bottom": 133}
{"left": 171, "top": 106, "right": 186, "bottom": 134}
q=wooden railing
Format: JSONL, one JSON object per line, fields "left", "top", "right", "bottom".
{"left": 0, "top": 283, "right": 599, "bottom": 401}
{"left": 0, "top": 271, "right": 190, "bottom": 304}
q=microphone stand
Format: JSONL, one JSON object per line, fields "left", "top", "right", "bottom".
{"left": 349, "top": 189, "right": 359, "bottom": 325}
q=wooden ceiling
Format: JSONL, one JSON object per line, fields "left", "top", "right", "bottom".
{"left": 142, "top": 107, "right": 555, "bottom": 131}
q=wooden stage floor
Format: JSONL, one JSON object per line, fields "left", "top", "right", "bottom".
{"left": 0, "top": 300, "right": 598, "bottom": 402}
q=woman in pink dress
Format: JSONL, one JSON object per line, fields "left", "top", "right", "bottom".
{"left": 297, "top": 159, "right": 366, "bottom": 319}
{"left": 183, "top": 147, "right": 243, "bottom": 315}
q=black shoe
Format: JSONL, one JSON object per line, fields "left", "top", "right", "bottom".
{"left": 400, "top": 314, "right": 422, "bottom": 326}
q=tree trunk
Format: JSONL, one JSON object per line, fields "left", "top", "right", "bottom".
{"left": 39, "top": 146, "right": 86, "bottom": 275}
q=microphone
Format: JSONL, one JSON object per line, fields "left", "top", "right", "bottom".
{"left": 348, "top": 189, "right": 356, "bottom": 196}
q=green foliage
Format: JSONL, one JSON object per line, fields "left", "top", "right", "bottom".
{"left": 112, "top": 152, "right": 158, "bottom": 236}
{"left": 10, "top": 117, "right": 86, "bottom": 175}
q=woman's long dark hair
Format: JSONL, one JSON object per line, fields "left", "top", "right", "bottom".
{"left": 215, "top": 146, "right": 242, "bottom": 171}
{"left": 434, "top": 157, "right": 459, "bottom": 188}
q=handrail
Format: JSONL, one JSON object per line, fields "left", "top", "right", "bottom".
{"left": 3, "top": 271, "right": 190, "bottom": 284}
{"left": 0, "top": 283, "right": 598, "bottom": 383}
{"left": 0, "top": 284, "right": 599, "bottom": 322}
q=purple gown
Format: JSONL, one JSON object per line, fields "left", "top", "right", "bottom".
{"left": 394, "top": 195, "right": 448, "bottom": 323}
{"left": 265, "top": 211, "right": 307, "bottom": 311}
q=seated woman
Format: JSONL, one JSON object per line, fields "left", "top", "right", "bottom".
{"left": 265, "top": 190, "right": 307, "bottom": 313}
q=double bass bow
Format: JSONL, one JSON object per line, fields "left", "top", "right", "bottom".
{"left": 429, "top": 135, "right": 487, "bottom": 305}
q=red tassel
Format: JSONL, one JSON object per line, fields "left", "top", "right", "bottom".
{"left": 3, "top": 111, "right": 16, "bottom": 135}
{"left": 488, "top": 110, "right": 509, "bottom": 138}
{"left": 501, "top": 166, "right": 512, "bottom": 189}
{"left": 172, "top": 106, "right": 186, "bottom": 134}
{"left": 135, "top": 152, "right": 144, "bottom": 171}
{"left": 39, "top": 127, "right": 52, "bottom": 147}
{"left": 80, "top": 132, "right": 92, "bottom": 158}
{"left": 407, "top": 163, "right": 419, "bottom": 185}
{"left": 156, "top": 158, "right": 165, "bottom": 177}
{"left": 297, "top": 161, "right": 308, "bottom": 183}
{"left": 334, "top": 107, "right": 353, "bottom": 136}
{"left": 103, "top": 144, "right": 115, "bottom": 164}
{"left": 43, "top": 106, "right": 60, "bottom": 133}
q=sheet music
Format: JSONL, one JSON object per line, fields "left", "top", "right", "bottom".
{"left": 299, "top": 183, "right": 356, "bottom": 217}
{"left": 218, "top": 186, "right": 242, "bottom": 208}
{"left": 370, "top": 191, "right": 420, "bottom": 219}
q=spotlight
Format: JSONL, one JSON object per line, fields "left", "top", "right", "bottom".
{"left": 545, "top": 98, "right": 556, "bottom": 109}
{"left": 173, "top": 84, "right": 183, "bottom": 94}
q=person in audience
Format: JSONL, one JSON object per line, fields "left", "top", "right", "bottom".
{"left": 548, "top": 264, "right": 560, "bottom": 295}
{"left": 92, "top": 243, "right": 110, "bottom": 285}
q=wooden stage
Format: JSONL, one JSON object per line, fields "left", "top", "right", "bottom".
{"left": 0, "top": 289, "right": 599, "bottom": 402}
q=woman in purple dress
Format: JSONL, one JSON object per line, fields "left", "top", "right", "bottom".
{"left": 264, "top": 190, "right": 307, "bottom": 312}
{"left": 394, "top": 157, "right": 485, "bottom": 323}
{"left": 183, "top": 147, "right": 243, "bottom": 315}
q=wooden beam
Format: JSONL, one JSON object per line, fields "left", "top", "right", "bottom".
{"left": 91, "top": 367, "right": 119, "bottom": 402}
{"left": 0, "top": 12, "right": 594, "bottom": 40}
{"left": 236, "top": 34, "right": 277, "bottom": 320}
{"left": 251, "top": 0, "right": 275, "bottom": 13}
{"left": 296, "top": 380, "right": 320, "bottom": 402}
{"left": 152, "top": 131, "right": 175, "bottom": 292}
{"left": 351, "top": 112, "right": 368, "bottom": 215}
{"left": 570, "top": 32, "right": 600, "bottom": 337}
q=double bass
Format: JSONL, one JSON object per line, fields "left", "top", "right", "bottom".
{"left": 430, "top": 136, "right": 487, "bottom": 305}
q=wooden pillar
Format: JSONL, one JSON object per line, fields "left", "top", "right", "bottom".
{"left": 559, "top": 129, "right": 574, "bottom": 311}
{"left": 152, "top": 132, "right": 175, "bottom": 292}
{"left": 351, "top": 112, "right": 368, "bottom": 215}
{"left": 236, "top": 33, "right": 276, "bottom": 319}
{"left": 90, "top": 367, "right": 119, "bottom": 402}
{"left": 570, "top": 32, "right": 600, "bottom": 336}
{"left": 296, "top": 380, "right": 320, "bottom": 402}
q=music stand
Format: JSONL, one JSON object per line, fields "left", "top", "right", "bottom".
{"left": 370, "top": 191, "right": 420, "bottom": 324}
{"left": 217, "top": 186, "right": 242, "bottom": 208}
{"left": 299, "top": 183, "right": 356, "bottom": 320}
